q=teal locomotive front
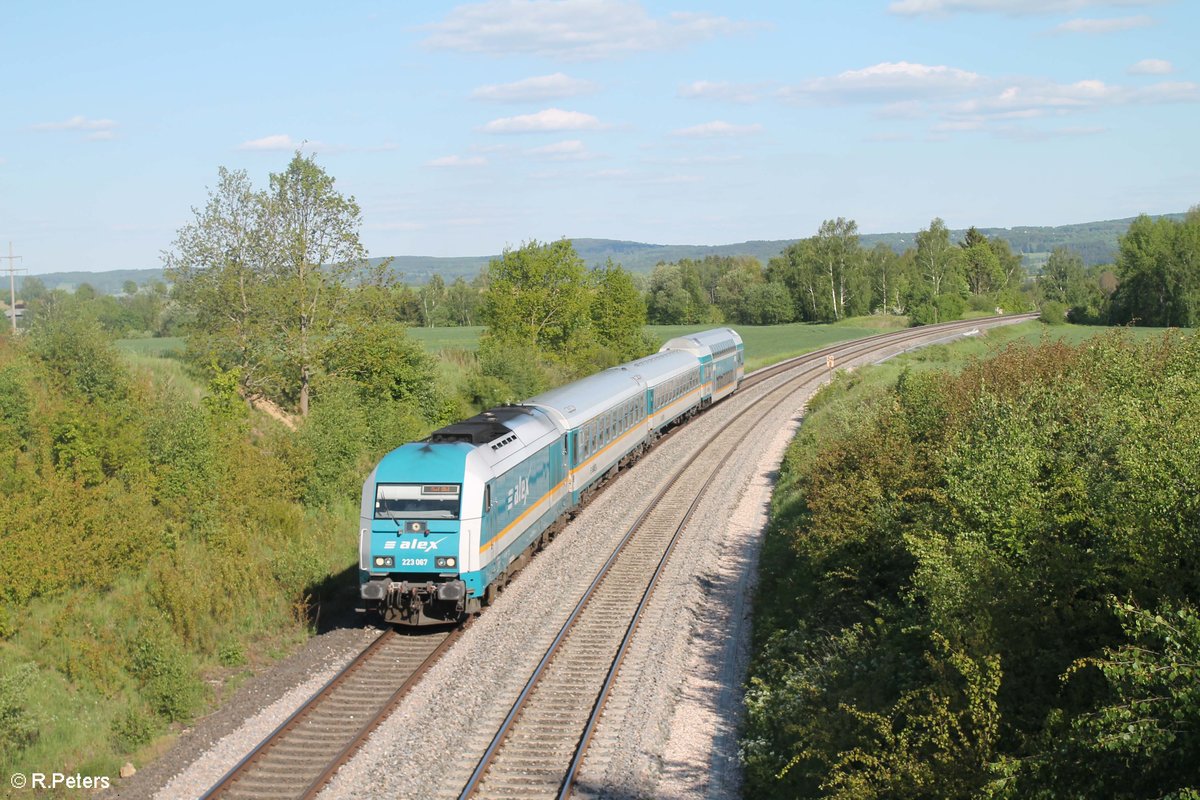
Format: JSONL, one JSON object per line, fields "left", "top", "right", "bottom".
{"left": 359, "top": 442, "right": 475, "bottom": 625}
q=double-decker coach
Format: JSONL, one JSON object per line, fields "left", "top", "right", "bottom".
{"left": 358, "top": 327, "right": 745, "bottom": 626}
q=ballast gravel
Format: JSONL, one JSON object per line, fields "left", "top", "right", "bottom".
{"left": 315, "top": 323, "right": 1023, "bottom": 800}
{"left": 109, "top": 320, "right": 1026, "bottom": 800}
{"left": 99, "top": 625, "right": 382, "bottom": 800}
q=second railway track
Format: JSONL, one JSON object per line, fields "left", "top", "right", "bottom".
{"left": 456, "top": 315, "right": 1034, "bottom": 799}
{"left": 196, "top": 314, "right": 1033, "bottom": 800}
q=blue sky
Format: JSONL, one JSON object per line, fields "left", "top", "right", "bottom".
{"left": 3, "top": 0, "right": 1198, "bottom": 274}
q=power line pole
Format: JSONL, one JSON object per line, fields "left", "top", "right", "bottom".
{"left": 1, "top": 242, "right": 27, "bottom": 332}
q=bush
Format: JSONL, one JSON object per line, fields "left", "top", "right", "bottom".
{"left": 128, "top": 623, "right": 205, "bottom": 723}
{"left": 0, "top": 663, "right": 39, "bottom": 754}
{"left": 1040, "top": 300, "right": 1068, "bottom": 324}
{"left": 111, "top": 704, "right": 162, "bottom": 752}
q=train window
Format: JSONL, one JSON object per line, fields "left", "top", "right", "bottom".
{"left": 376, "top": 483, "right": 461, "bottom": 520}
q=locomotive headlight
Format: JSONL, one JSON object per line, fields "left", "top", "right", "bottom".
{"left": 374, "top": 556, "right": 394, "bottom": 568}
{"left": 435, "top": 556, "right": 457, "bottom": 569}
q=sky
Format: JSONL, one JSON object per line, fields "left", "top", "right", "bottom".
{"left": 2, "top": 0, "right": 1198, "bottom": 275}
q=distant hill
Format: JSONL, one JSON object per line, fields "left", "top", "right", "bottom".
{"left": 17, "top": 212, "right": 1186, "bottom": 292}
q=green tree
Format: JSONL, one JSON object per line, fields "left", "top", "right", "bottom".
{"left": 164, "top": 167, "right": 274, "bottom": 397}
{"left": 444, "top": 276, "right": 480, "bottom": 326}
{"left": 867, "top": 243, "right": 910, "bottom": 315}
{"left": 1040, "top": 247, "right": 1088, "bottom": 306}
{"left": 1110, "top": 209, "right": 1200, "bottom": 327}
{"left": 746, "top": 282, "right": 796, "bottom": 324}
{"left": 814, "top": 218, "right": 868, "bottom": 321}
{"left": 166, "top": 154, "right": 373, "bottom": 415}
{"left": 480, "top": 239, "right": 592, "bottom": 357}
{"left": 646, "top": 262, "right": 701, "bottom": 324}
{"left": 915, "top": 218, "right": 965, "bottom": 298}
{"left": 769, "top": 238, "right": 832, "bottom": 322}
{"left": 590, "top": 262, "right": 651, "bottom": 360}
{"left": 259, "top": 152, "right": 369, "bottom": 415}
{"left": 713, "top": 258, "right": 763, "bottom": 323}
{"left": 960, "top": 227, "right": 1005, "bottom": 295}
{"left": 419, "top": 274, "right": 447, "bottom": 327}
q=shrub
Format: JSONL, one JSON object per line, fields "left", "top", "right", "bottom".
{"left": 1040, "top": 300, "right": 1068, "bottom": 325}
{"left": 111, "top": 704, "right": 162, "bottom": 752}
{"left": 128, "top": 622, "right": 205, "bottom": 723}
{"left": 0, "top": 663, "right": 39, "bottom": 754}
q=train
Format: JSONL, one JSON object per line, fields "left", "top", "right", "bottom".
{"left": 357, "top": 328, "right": 745, "bottom": 626}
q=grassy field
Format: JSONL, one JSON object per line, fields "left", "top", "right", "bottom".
{"left": 405, "top": 317, "right": 914, "bottom": 370}
{"left": 406, "top": 326, "right": 485, "bottom": 352}
{"left": 113, "top": 336, "right": 204, "bottom": 401}
{"left": 116, "top": 320, "right": 1187, "bottom": 412}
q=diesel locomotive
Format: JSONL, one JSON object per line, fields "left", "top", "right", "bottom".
{"left": 357, "top": 328, "right": 744, "bottom": 625}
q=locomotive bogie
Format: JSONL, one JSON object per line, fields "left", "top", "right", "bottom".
{"left": 358, "top": 327, "right": 746, "bottom": 626}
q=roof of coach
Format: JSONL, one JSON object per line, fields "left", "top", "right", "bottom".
{"left": 523, "top": 368, "right": 645, "bottom": 429}
{"left": 660, "top": 327, "right": 743, "bottom": 358}
{"left": 609, "top": 349, "right": 698, "bottom": 387}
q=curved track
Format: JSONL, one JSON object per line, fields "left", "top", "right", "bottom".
{"left": 197, "top": 314, "right": 1033, "bottom": 800}
{"left": 458, "top": 314, "right": 1035, "bottom": 799}
{"left": 202, "top": 626, "right": 461, "bottom": 800}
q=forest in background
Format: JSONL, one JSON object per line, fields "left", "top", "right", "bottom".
{"left": 14, "top": 212, "right": 1185, "bottom": 294}
{"left": 1, "top": 153, "right": 1196, "bottom": 790}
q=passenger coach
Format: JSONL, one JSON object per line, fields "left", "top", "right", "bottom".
{"left": 358, "top": 328, "right": 744, "bottom": 625}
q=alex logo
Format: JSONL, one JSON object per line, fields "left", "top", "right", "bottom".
{"left": 399, "top": 537, "right": 448, "bottom": 552}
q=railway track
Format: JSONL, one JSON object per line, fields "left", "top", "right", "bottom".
{"left": 201, "top": 626, "right": 461, "bottom": 800}
{"left": 197, "top": 314, "right": 1033, "bottom": 800}
{"left": 457, "top": 314, "right": 1035, "bottom": 799}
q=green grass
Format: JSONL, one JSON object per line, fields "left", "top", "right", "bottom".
{"left": 406, "top": 325, "right": 485, "bottom": 352}
{"left": 113, "top": 336, "right": 185, "bottom": 357}
{"left": 885, "top": 320, "right": 1186, "bottom": 374}
{"left": 650, "top": 315, "right": 911, "bottom": 371}
{"left": 114, "top": 336, "right": 205, "bottom": 401}
{"left": 405, "top": 317, "right": 913, "bottom": 370}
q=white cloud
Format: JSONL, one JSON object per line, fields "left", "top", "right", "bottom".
{"left": 237, "top": 134, "right": 301, "bottom": 151}
{"left": 482, "top": 108, "right": 607, "bottom": 133}
{"left": 1050, "top": 15, "right": 1154, "bottom": 33}
{"left": 525, "top": 140, "right": 599, "bottom": 160}
{"left": 670, "top": 120, "right": 763, "bottom": 137}
{"left": 472, "top": 73, "right": 599, "bottom": 102}
{"left": 889, "top": 0, "right": 1160, "bottom": 15}
{"left": 1129, "top": 58, "right": 1174, "bottom": 75}
{"left": 423, "top": 0, "right": 756, "bottom": 60}
{"left": 426, "top": 155, "right": 488, "bottom": 167}
{"left": 32, "top": 115, "right": 118, "bottom": 140}
{"left": 780, "top": 61, "right": 984, "bottom": 104}
{"left": 679, "top": 80, "right": 761, "bottom": 104}
{"left": 951, "top": 78, "right": 1199, "bottom": 119}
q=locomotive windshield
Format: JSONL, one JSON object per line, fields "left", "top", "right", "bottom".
{"left": 375, "top": 483, "right": 461, "bottom": 519}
